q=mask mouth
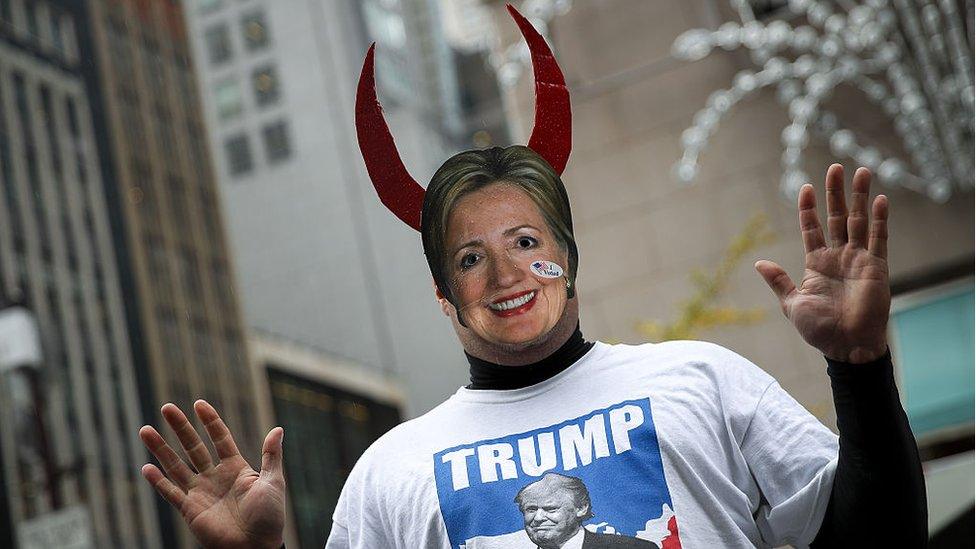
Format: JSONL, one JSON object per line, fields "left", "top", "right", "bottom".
{"left": 486, "top": 289, "right": 538, "bottom": 316}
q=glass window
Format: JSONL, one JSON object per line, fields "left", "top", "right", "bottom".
{"left": 262, "top": 120, "right": 291, "bottom": 163}
{"left": 267, "top": 367, "right": 400, "bottom": 548}
{"left": 145, "top": 235, "right": 173, "bottom": 305}
{"left": 204, "top": 24, "right": 232, "bottom": 65}
{"left": 179, "top": 249, "right": 203, "bottom": 314}
{"left": 49, "top": 9, "right": 63, "bottom": 53}
{"left": 252, "top": 64, "right": 279, "bottom": 106}
{"left": 241, "top": 10, "right": 270, "bottom": 51}
{"left": 214, "top": 79, "right": 243, "bottom": 119}
{"left": 212, "top": 259, "right": 234, "bottom": 314}
{"left": 224, "top": 134, "right": 252, "bottom": 176}
{"left": 25, "top": 1, "right": 38, "bottom": 37}
{"left": 158, "top": 308, "right": 184, "bottom": 370}
{"left": 891, "top": 279, "right": 975, "bottom": 438}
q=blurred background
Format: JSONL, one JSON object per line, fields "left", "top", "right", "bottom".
{"left": 0, "top": 0, "right": 972, "bottom": 547}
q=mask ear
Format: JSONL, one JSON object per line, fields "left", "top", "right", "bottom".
{"left": 433, "top": 280, "right": 452, "bottom": 317}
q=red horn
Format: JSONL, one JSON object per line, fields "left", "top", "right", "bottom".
{"left": 507, "top": 4, "right": 572, "bottom": 175}
{"left": 355, "top": 44, "right": 425, "bottom": 232}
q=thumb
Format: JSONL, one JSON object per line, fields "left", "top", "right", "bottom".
{"left": 754, "top": 260, "right": 796, "bottom": 315}
{"left": 260, "top": 427, "right": 284, "bottom": 479}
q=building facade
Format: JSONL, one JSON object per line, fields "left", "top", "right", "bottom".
{"left": 70, "top": 1, "right": 263, "bottom": 547}
{"left": 248, "top": 332, "right": 404, "bottom": 548}
{"left": 489, "top": 0, "right": 973, "bottom": 418}
{"left": 0, "top": 1, "right": 161, "bottom": 546}
{"left": 182, "top": 0, "right": 511, "bottom": 418}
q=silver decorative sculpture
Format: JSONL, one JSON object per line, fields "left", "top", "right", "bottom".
{"left": 672, "top": 0, "right": 974, "bottom": 202}
{"left": 489, "top": 0, "right": 574, "bottom": 88}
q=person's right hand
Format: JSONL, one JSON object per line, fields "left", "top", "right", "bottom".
{"left": 139, "top": 400, "right": 285, "bottom": 549}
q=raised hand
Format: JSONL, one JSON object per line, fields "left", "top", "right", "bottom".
{"left": 139, "top": 400, "right": 285, "bottom": 549}
{"left": 755, "top": 164, "right": 890, "bottom": 364}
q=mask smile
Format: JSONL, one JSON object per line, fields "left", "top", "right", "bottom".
{"left": 487, "top": 290, "right": 537, "bottom": 317}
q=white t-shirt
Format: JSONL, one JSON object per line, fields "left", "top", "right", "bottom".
{"left": 326, "top": 340, "right": 838, "bottom": 549}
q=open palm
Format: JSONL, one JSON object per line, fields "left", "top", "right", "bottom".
{"left": 756, "top": 164, "right": 890, "bottom": 364}
{"left": 139, "top": 400, "right": 285, "bottom": 549}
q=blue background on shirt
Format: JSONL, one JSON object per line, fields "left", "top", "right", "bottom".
{"left": 433, "top": 398, "right": 673, "bottom": 548}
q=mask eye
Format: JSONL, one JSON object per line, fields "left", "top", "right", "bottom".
{"left": 459, "top": 253, "right": 479, "bottom": 269}
{"left": 516, "top": 236, "right": 537, "bottom": 249}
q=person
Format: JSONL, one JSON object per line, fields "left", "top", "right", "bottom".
{"left": 137, "top": 5, "right": 926, "bottom": 549}
{"left": 514, "top": 473, "right": 657, "bottom": 549}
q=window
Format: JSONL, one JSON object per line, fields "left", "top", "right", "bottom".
{"left": 251, "top": 64, "right": 279, "bottom": 106}
{"left": 0, "top": 74, "right": 23, "bottom": 244}
{"left": 25, "top": 1, "right": 38, "bottom": 37}
{"left": 214, "top": 79, "right": 243, "bottom": 119}
{"left": 212, "top": 259, "right": 234, "bottom": 314}
{"left": 224, "top": 134, "right": 252, "bottom": 175}
{"left": 59, "top": 14, "right": 77, "bottom": 62}
{"left": 360, "top": 1, "right": 409, "bottom": 98}
{"left": 890, "top": 277, "right": 974, "bottom": 439}
{"left": 200, "top": 188, "right": 223, "bottom": 249}
{"left": 192, "top": 327, "right": 214, "bottom": 375}
{"left": 145, "top": 234, "right": 173, "bottom": 305}
{"left": 241, "top": 10, "right": 269, "bottom": 51}
{"left": 49, "top": 9, "right": 63, "bottom": 53}
{"left": 158, "top": 308, "right": 184, "bottom": 370}
{"left": 179, "top": 248, "right": 203, "bottom": 312}
{"left": 262, "top": 120, "right": 291, "bottom": 163}
{"left": 204, "top": 24, "right": 232, "bottom": 64}
{"left": 168, "top": 175, "right": 192, "bottom": 242}
{"left": 14, "top": 73, "right": 52, "bottom": 256}
{"left": 266, "top": 367, "right": 401, "bottom": 548}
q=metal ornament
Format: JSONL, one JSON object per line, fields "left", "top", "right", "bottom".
{"left": 671, "top": 0, "right": 974, "bottom": 203}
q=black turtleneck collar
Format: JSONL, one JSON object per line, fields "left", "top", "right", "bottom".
{"left": 466, "top": 324, "right": 594, "bottom": 390}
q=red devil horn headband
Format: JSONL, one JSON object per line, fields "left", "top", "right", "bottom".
{"left": 355, "top": 4, "right": 572, "bottom": 232}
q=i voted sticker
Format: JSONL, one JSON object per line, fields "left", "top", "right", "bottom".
{"left": 530, "top": 260, "right": 564, "bottom": 278}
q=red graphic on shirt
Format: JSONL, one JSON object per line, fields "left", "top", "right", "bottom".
{"left": 661, "top": 516, "right": 682, "bottom": 549}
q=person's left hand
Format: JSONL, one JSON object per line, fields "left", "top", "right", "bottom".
{"left": 755, "top": 163, "right": 890, "bottom": 364}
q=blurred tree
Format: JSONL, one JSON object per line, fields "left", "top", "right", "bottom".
{"left": 636, "top": 213, "right": 775, "bottom": 342}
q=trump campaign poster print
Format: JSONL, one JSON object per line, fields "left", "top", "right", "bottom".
{"left": 433, "top": 399, "right": 682, "bottom": 549}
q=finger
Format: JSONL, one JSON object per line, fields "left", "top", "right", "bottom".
{"left": 142, "top": 463, "right": 187, "bottom": 510}
{"left": 139, "top": 425, "right": 194, "bottom": 490}
{"left": 260, "top": 427, "right": 285, "bottom": 478}
{"left": 754, "top": 260, "right": 797, "bottom": 315}
{"left": 161, "top": 403, "right": 214, "bottom": 473}
{"left": 868, "top": 194, "right": 888, "bottom": 259}
{"left": 194, "top": 400, "right": 242, "bottom": 462}
{"left": 824, "top": 163, "right": 848, "bottom": 246}
{"left": 847, "top": 167, "right": 872, "bottom": 248}
{"left": 797, "top": 184, "right": 826, "bottom": 253}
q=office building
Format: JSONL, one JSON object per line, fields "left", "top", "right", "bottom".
{"left": 71, "top": 1, "right": 264, "bottom": 546}
{"left": 0, "top": 1, "right": 161, "bottom": 546}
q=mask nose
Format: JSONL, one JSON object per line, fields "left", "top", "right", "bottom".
{"left": 489, "top": 255, "right": 524, "bottom": 289}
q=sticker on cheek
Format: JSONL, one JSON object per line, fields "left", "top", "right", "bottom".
{"left": 529, "top": 260, "right": 564, "bottom": 278}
